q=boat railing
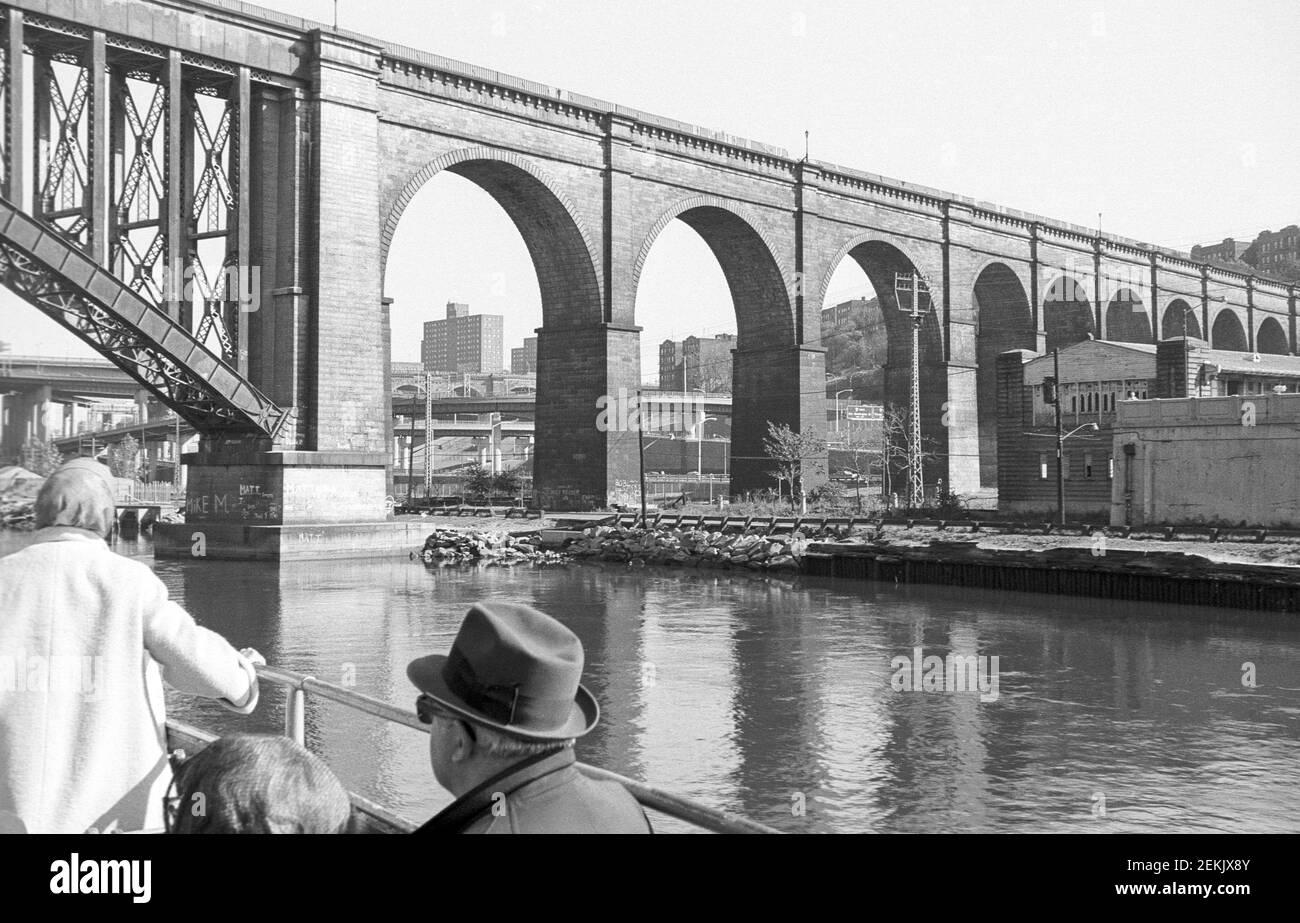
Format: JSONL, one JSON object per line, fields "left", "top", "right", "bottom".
{"left": 249, "top": 663, "right": 781, "bottom": 835}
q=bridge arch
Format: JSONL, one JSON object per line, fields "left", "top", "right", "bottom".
{"left": 816, "top": 234, "right": 950, "bottom": 494}
{"left": 631, "top": 196, "right": 798, "bottom": 493}
{"left": 1257, "top": 316, "right": 1289, "bottom": 355}
{"left": 1160, "top": 298, "right": 1202, "bottom": 340}
{"left": 817, "top": 235, "right": 944, "bottom": 358}
{"left": 1104, "top": 287, "right": 1152, "bottom": 344}
{"left": 1041, "top": 274, "right": 1094, "bottom": 352}
{"left": 1211, "top": 308, "right": 1248, "bottom": 351}
{"left": 380, "top": 146, "right": 603, "bottom": 328}
{"left": 631, "top": 196, "right": 794, "bottom": 349}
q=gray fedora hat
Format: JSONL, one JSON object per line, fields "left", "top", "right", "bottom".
{"left": 407, "top": 601, "right": 599, "bottom": 742}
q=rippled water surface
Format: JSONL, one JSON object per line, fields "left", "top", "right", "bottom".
{"left": 4, "top": 531, "right": 1299, "bottom": 833}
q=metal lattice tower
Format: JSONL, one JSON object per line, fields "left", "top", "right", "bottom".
{"left": 894, "top": 271, "right": 932, "bottom": 509}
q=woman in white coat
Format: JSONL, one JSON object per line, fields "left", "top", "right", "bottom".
{"left": 0, "top": 458, "right": 262, "bottom": 833}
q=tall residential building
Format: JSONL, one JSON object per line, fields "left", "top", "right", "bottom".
{"left": 658, "top": 333, "right": 735, "bottom": 392}
{"left": 822, "top": 298, "right": 872, "bottom": 331}
{"left": 1244, "top": 225, "right": 1300, "bottom": 277}
{"left": 1191, "top": 226, "right": 1300, "bottom": 279}
{"left": 1190, "top": 238, "right": 1251, "bottom": 265}
{"left": 421, "top": 302, "right": 504, "bottom": 373}
{"left": 511, "top": 336, "right": 537, "bottom": 374}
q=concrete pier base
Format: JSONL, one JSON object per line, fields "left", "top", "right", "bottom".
{"left": 154, "top": 520, "right": 430, "bottom": 561}
{"left": 157, "top": 444, "right": 420, "bottom": 560}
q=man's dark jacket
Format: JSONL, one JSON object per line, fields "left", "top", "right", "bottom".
{"left": 416, "top": 748, "right": 652, "bottom": 834}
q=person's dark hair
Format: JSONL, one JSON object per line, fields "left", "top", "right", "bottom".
{"left": 168, "top": 734, "right": 353, "bottom": 834}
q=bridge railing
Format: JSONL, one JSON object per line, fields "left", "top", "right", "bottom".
{"left": 250, "top": 663, "right": 780, "bottom": 834}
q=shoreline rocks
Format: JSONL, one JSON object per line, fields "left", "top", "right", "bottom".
{"left": 418, "top": 528, "right": 569, "bottom": 567}
{"left": 417, "top": 524, "right": 820, "bottom": 573}
{"left": 565, "top": 525, "right": 810, "bottom": 572}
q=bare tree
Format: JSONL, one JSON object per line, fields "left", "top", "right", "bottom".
{"left": 837, "top": 431, "right": 878, "bottom": 513}
{"left": 877, "top": 402, "right": 938, "bottom": 509}
{"left": 763, "top": 422, "right": 826, "bottom": 511}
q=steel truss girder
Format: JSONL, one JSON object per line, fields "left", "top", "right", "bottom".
{"left": 188, "top": 92, "right": 237, "bottom": 358}
{"left": 36, "top": 53, "right": 91, "bottom": 242}
{"left": 112, "top": 75, "right": 167, "bottom": 302}
{"left": 0, "top": 196, "right": 285, "bottom": 438}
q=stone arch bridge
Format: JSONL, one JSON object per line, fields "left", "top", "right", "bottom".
{"left": 1, "top": 0, "right": 1294, "bottom": 537}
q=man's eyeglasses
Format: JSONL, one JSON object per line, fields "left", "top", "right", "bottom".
{"left": 416, "top": 693, "right": 476, "bottom": 743}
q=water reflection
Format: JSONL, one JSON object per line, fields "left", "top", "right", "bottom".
{"left": 2, "top": 531, "right": 1298, "bottom": 833}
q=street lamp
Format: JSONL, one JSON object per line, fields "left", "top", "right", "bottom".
{"left": 693, "top": 413, "right": 719, "bottom": 501}
{"left": 1030, "top": 348, "right": 1101, "bottom": 524}
{"left": 834, "top": 388, "right": 852, "bottom": 436}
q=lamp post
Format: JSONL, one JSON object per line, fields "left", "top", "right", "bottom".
{"left": 1053, "top": 348, "right": 1063, "bottom": 522}
{"left": 694, "top": 413, "right": 718, "bottom": 501}
{"left": 1055, "top": 421, "right": 1098, "bottom": 524}
{"left": 1192, "top": 294, "right": 1226, "bottom": 395}
{"left": 636, "top": 388, "right": 647, "bottom": 524}
{"left": 834, "top": 388, "right": 852, "bottom": 436}
{"left": 1031, "top": 349, "right": 1098, "bottom": 524}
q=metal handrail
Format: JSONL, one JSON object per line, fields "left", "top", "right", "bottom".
{"left": 251, "top": 663, "right": 780, "bottom": 835}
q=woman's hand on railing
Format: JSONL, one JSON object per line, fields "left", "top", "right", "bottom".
{"left": 239, "top": 647, "right": 267, "bottom": 667}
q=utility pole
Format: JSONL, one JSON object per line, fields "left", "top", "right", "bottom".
{"left": 1035, "top": 357, "right": 1094, "bottom": 528}
{"left": 1053, "top": 347, "right": 1064, "bottom": 525}
{"left": 406, "top": 391, "right": 417, "bottom": 503}
{"left": 636, "top": 388, "right": 647, "bottom": 524}
{"left": 894, "top": 272, "right": 931, "bottom": 509}
{"left": 423, "top": 371, "right": 433, "bottom": 497}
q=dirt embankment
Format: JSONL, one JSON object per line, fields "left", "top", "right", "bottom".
{"left": 854, "top": 526, "right": 1300, "bottom": 570}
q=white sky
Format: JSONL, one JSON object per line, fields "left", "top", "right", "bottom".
{"left": 2, "top": 0, "right": 1296, "bottom": 381}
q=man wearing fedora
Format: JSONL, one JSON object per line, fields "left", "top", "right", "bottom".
{"left": 407, "top": 601, "right": 651, "bottom": 833}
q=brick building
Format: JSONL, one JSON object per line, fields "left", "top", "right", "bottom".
{"left": 421, "top": 302, "right": 504, "bottom": 373}
{"left": 510, "top": 336, "right": 537, "bottom": 374}
{"left": 658, "top": 333, "right": 736, "bottom": 392}
{"left": 1192, "top": 226, "right": 1300, "bottom": 279}
{"left": 999, "top": 337, "right": 1300, "bottom": 518}
{"left": 996, "top": 339, "right": 1154, "bottom": 518}
{"left": 821, "top": 298, "right": 871, "bottom": 330}
{"left": 1190, "top": 238, "right": 1251, "bottom": 265}
{"left": 1243, "top": 225, "right": 1300, "bottom": 278}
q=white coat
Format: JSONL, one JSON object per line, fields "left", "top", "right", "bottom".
{"left": 0, "top": 527, "right": 258, "bottom": 833}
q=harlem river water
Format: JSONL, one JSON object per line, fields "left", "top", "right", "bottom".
{"left": 4, "top": 531, "right": 1300, "bottom": 833}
